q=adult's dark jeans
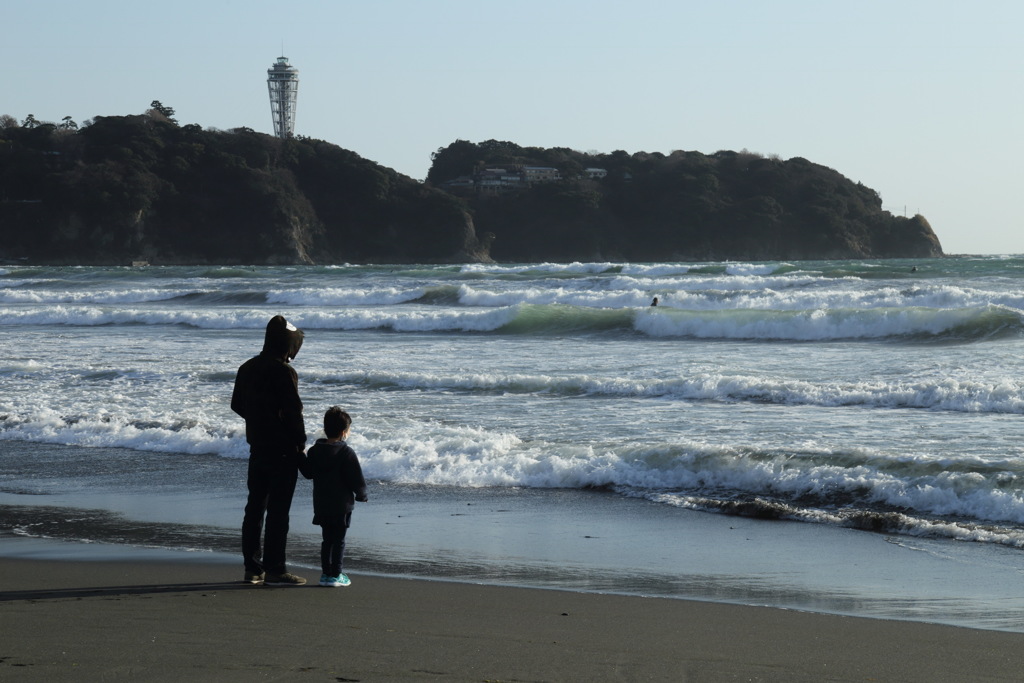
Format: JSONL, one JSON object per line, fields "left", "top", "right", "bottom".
{"left": 320, "top": 515, "right": 351, "bottom": 577}
{"left": 242, "top": 451, "right": 299, "bottom": 576}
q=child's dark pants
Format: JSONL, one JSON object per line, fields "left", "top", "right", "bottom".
{"left": 320, "top": 514, "right": 351, "bottom": 577}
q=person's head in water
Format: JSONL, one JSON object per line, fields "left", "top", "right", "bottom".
{"left": 651, "top": 297, "right": 659, "bottom": 306}
{"left": 262, "top": 315, "right": 304, "bottom": 361}
{"left": 324, "top": 406, "right": 352, "bottom": 440}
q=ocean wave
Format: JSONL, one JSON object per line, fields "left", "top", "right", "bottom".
{"left": 5, "top": 405, "right": 1024, "bottom": 547}
{"left": 646, "top": 493, "right": 1024, "bottom": 547}
{"left": 608, "top": 273, "right": 839, "bottom": 292}
{"left": 199, "top": 266, "right": 267, "bottom": 278}
{"left": 7, "top": 278, "right": 1024, "bottom": 316}
{"left": 460, "top": 262, "right": 623, "bottom": 275}
{"left": 620, "top": 264, "right": 693, "bottom": 277}
{"left": 0, "top": 287, "right": 207, "bottom": 305}
{"left": 358, "top": 435, "right": 1024, "bottom": 541}
{"left": 0, "top": 304, "right": 526, "bottom": 332}
{"left": 448, "top": 260, "right": 786, "bottom": 281}
{"left": 635, "top": 304, "right": 1024, "bottom": 341}
{"left": 11, "top": 357, "right": 1022, "bottom": 415}
{"left": 724, "top": 263, "right": 782, "bottom": 276}
{"left": 0, "top": 410, "right": 248, "bottom": 460}
{"left": 607, "top": 445, "right": 1024, "bottom": 546}
{"left": 454, "top": 281, "right": 1024, "bottom": 312}
{"left": 455, "top": 284, "right": 652, "bottom": 309}
{"left": 0, "top": 306, "right": 281, "bottom": 329}
{"left": 0, "top": 305, "right": 511, "bottom": 331}
{"left": 0, "top": 359, "right": 47, "bottom": 375}
{"left": 266, "top": 286, "right": 430, "bottom": 306}
{"left": 311, "top": 369, "right": 1024, "bottom": 414}
{"left": 172, "top": 291, "right": 271, "bottom": 305}
{"left": 2, "top": 302, "right": 1021, "bottom": 341}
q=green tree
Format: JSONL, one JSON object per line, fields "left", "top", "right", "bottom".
{"left": 148, "top": 100, "right": 178, "bottom": 125}
{"left": 427, "top": 139, "right": 481, "bottom": 184}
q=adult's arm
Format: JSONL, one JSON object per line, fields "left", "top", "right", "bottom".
{"left": 275, "top": 363, "right": 307, "bottom": 452}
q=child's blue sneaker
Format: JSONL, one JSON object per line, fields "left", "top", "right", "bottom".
{"left": 319, "top": 574, "right": 351, "bottom": 587}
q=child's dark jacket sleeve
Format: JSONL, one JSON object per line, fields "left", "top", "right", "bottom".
{"left": 344, "top": 445, "right": 368, "bottom": 502}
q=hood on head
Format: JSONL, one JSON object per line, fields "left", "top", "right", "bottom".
{"left": 262, "top": 315, "right": 304, "bottom": 360}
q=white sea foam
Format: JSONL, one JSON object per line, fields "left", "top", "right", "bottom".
{"left": 0, "top": 359, "right": 47, "bottom": 374}
{"left": 267, "top": 286, "right": 427, "bottom": 306}
{"left": 0, "top": 306, "right": 275, "bottom": 328}
{"left": 313, "top": 368, "right": 1024, "bottom": 413}
{"left": 455, "top": 284, "right": 650, "bottom": 308}
{"left": 619, "top": 264, "right": 693, "bottom": 277}
{"left": 0, "top": 304, "right": 522, "bottom": 332}
{"left": 724, "top": 263, "right": 780, "bottom": 276}
{"left": 353, "top": 434, "right": 1024, "bottom": 531}
{"left": 633, "top": 305, "right": 1013, "bottom": 340}
{"left": 460, "top": 261, "right": 620, "bottom": 275}
{"left": 608, "top": 273, "right": 828, "bottom": 292}
{"left": 6, "top": 397, "right": 1024, "bottom": 528}
{"left": 0, "top": 405, "right": 249, "bottom": 460}
{"left": 0, "top": 287, "right": 200, "bottom": 304}
{"left": 648, "top": 492, "right": 1024, "bottom": 547}
{"left": 295, "top": 306, "right": 519, "bottom": 332}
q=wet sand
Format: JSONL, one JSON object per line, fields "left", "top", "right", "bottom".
{"left": 2, "top": 552, "right": 1023, "bottom": 682}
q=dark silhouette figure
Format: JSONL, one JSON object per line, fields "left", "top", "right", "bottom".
{"left": 231, "top": 315, "right": 308, "bottom": 586}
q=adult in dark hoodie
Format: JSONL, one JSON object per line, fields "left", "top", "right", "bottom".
{"left": 231, "top": 315, "right": 307, "bottom": 585}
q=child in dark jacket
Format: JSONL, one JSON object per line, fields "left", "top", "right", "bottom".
{"left": 299, "top": 407, "right": 368, "bottom": 587}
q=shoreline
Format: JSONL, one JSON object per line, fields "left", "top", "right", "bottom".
{"left": 8, "top": 456, "right": 1024, "bottom": 636}
{"left": 2, "top": 545, "right": 1023, "bottom": 682}
{"left": 6, "top": 442, "right": 1024, "bottom": 636}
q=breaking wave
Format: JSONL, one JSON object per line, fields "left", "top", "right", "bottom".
{"left": 2, "top": 302, "right": 1021, "bottom": 342}
{"left": 6, "top": 406, "right": 1023, "bottom": 547}
{"left": 310, "top": 368, "right": 1024, "bottom": 414}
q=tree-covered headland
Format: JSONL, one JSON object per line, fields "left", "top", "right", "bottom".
{"left": 0, "top": 111, "right": 485, "bottom": 265}
{"left": 428, "top": 139, "right": 942, "bottom": 262}
{"left": 0, "top": 110, "right": 942, "bottom": 265}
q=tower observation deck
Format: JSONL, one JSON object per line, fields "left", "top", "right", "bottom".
{"left": 267, "top": 56, "right": 299, "bottom": 139}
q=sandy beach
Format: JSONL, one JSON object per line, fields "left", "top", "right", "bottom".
{"left": 2, "top": 547, "right": 1023, "bottom": 682}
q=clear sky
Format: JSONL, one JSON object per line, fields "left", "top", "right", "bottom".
{"left": 5, "top": 0, "right": 1021, "bottom": 255}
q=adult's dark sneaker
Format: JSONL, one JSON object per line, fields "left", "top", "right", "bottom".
{"left": 264, "top": 572, "right": 306, "bottom": 586}
{"left": 243, "top": 571, "right": 265, "bottom": 584}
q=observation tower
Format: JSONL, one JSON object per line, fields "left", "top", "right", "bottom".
{"left": 267, "top": 56, "right": 299, "bottom": 138}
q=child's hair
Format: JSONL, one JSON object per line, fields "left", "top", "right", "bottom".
{"left": 323, "top": 406, "right": 352, "bottom": 439}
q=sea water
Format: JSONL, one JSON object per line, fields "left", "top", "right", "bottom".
{"left": 3, "top": 257, "right": 1024, "bottom": 630}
